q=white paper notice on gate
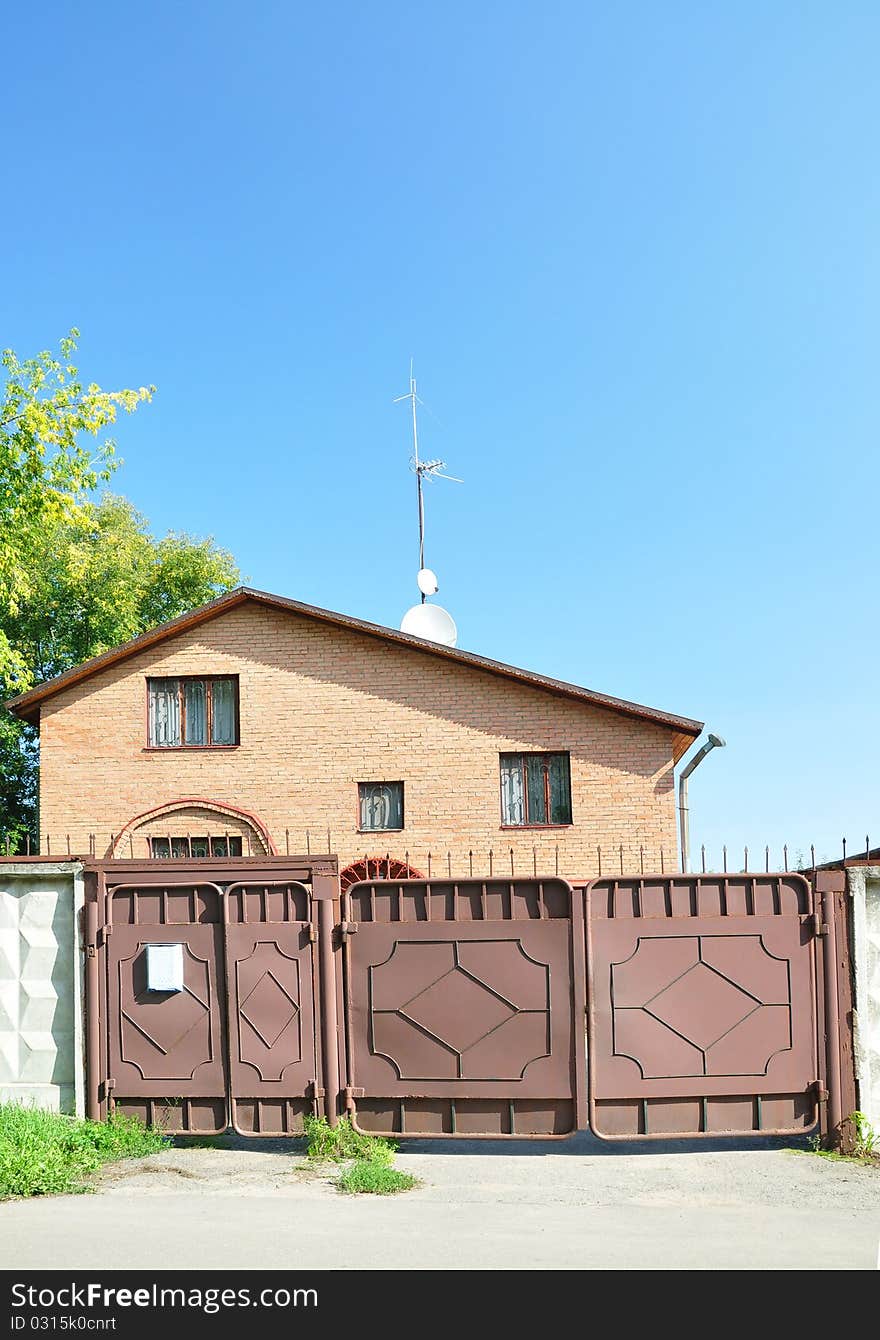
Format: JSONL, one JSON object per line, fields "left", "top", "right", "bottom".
{"left": 145, "top": 943, "right": 184, "bottom": 993}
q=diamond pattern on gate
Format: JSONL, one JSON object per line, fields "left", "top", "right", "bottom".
{"left": 239, "top": 970, "right": 299, "bottom": 1049}
{"left": 403, "top": 967, "right": 517, "bottom": 1054}
{"left": 647, "top": 962, "right": 757, "bottom": 1050}
{"left": 610, "top": 934, "right": 793, "bottom": 1079}
{"left": 369, "top": 938, "right": 552, "bottom": 1081}
{"left": 123, "top": 987, "right": 208, "bottom": 1056}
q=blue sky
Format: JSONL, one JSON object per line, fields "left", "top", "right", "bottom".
{"left": 3, "top": 3, "right": 878, "bottom": 865}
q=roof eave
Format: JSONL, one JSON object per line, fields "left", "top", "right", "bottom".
{"left": 4, "top": 586, "right": 704, "bottom": 741}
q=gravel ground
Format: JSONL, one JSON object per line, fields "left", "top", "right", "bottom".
{"left": 1, "top": 1134, "right": 878, "bottom": 1270}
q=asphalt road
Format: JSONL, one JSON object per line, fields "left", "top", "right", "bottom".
{"left": 1, "top": 1137, "right": 878, "bottom": 1270}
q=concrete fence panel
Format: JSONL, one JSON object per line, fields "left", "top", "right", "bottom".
{"left": 0, "top": 863, "right": 85, "bottom": 1115}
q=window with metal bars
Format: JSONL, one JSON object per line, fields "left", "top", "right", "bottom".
{"left": 499, "top": 752, "right": 572, "bottom": 826}
{"left": 150, "top": 835, "right": 244, "bottom": 858}
{"left": 358, "top": 782, "right": 404, "bottom": 831}
{"left": 147, "top": 676, "right": 239, "bottom": 747}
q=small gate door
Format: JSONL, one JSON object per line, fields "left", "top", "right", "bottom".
{"left": 585, "top": 873, "right": 820, "bottom": 1138}
{"left": 106, "top": 881, "right": 229, "bottom": 1134}
{"left": 224, "top": 880, "right": 320, "bottom": 1135}
{"left": 104, "top": 873, "right": 321, "bottom": 1135}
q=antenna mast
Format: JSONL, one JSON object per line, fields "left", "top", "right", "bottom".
{"left": 394, "top": 362, "right": 462, "bottom": 602}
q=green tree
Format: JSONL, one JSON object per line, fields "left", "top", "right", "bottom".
{"left": 1, "top": 496, "right": 240, "bottom": 851}
{"left": 0, "top": 334, "right": 239, "bottom": 850}
{"left": 12, "top": 495, "right": 239, "bottom": 684}
{"left": 1, "top": 329, "right": 153, "bottom": 688}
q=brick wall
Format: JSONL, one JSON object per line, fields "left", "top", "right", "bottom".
{"left": 38, "top": 602, "right": 682, "bottom": 878}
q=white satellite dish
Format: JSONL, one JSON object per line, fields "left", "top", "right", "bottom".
{"left": 417, "top": 567, "right": 439, "bottom": 596}
{"left": 400, "top": 603, "right": 457, "bottom": 647}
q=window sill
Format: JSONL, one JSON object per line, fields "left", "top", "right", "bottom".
{"left": 356, "top": 829, "right": 405, "bottom": 836}
{"left": 500, "top": 824, "right": 573, "bottom": 831}
{"left": 142, "top": 745, "right": 240, "bottom": 752}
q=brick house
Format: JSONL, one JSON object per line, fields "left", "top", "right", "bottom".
{"left": 6, "top": 588, "right": 703, "bottom": 882}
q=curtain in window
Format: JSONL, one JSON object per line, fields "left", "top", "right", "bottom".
{"left": 548, "top": 753, "right": 572, "bottom": 824}
{"left": 184, "top": 680, "right": 207, "bottom": 745}
{"left": 526, "top": 756, "right": 548, "bottom": 825}
{"left": 211, "top": 679, "right": 236, "bottom": 744}
{"left": 500, "top": 755, "right": 525, "bottom": 825}
{"left": 149, "top": 680, "right": 180, "bottom": 747}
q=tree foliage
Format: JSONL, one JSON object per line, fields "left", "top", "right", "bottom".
{"left": 12, "top": 495, "right": 239, "bottom": 685}
{"left": 0, "top": 334, "right": 240, "bottom": 850}
{"left": 0, "top": 329, "right": 153, "bottom": 688}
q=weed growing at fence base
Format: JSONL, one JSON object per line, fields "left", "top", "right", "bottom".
{"left": 337, "top": 1161, "right": 418, "bottom": 1195}
{"left": 0, "top": 1104, "right": 168, "bottom": 1200}
{"left": 303, "top": 1115, "right": 395, "bottom": 1165}
{"left": 303, "top": 1115, "right": 419, "bottom": 1194}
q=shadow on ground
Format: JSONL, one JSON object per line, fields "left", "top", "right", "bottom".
{"left": 172, "top": 1129, "right": 812, "bottom": 1158}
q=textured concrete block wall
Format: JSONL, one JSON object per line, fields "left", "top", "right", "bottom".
{"left": 849, "top": 867, "right": 880, "bottom": 1133}
{"left": 0, "top": 864, "right": 85, "bottom": 1114}
{"left": 37, "top": 602, "right": 683, "bottom": 878}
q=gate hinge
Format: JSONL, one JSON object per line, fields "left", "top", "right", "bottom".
{"left": 308, "top": 1081, "right": 325, "bottom": 1099}
{"left": 308, "top": 925, "right": 318, "bottom": 943}
{"left": 338, "top": 922, "right": 359, "bottom": 942}
{"left": 811, "top": 913, "right": 828, "bottom": 937}
{"left": 100, "top": 1078, "right": 116, "bottom": 1102}
{"left": 86, "top": 944, "right": 96, "bottom": 958}
{"left": 100, "top": 923, "right": 113, "bottom": 942}
{"left": 813, "top": 1080, "right": 829, "bottom": 1102}
{"left": 344, "top": 1086, "right": 365, "bottom": 1100}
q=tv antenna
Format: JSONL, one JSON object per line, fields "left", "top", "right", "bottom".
{"left": 395, "top": 363, "right": 461, "bottom": 645}
{"left": 394, "top": 362, "right": 462, "bottom": 598}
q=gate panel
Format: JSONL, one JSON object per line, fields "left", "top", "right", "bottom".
{"left": 224, "top": 881, "right": 320, "bottom": 1135}
{"left": 106, "top": 882, "right": 228, "bottom": 1134}
{"left": 343, "top": 878, "right": 585, "bottom": 1137}
{"left": 585, "top": 874, "right": 820, "bottom": 1138}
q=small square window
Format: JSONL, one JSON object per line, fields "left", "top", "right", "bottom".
{"left": 358, "top": 782, "right": 404, "bottom": 831}
{"left": 500, "top": 752, "right": 572, "bottom": 826}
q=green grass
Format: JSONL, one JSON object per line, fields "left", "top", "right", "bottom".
{"left": 336, "top": 1161, "right": 419, "bottom": 1195}
{"left": 0, "top": 1103, "right": 168, "bottom": 1200}
{"left": 303, "top": 1115, "right": 395, "bottom": 1165}
{"left": 303, "top": 1115, "right": 418, "bottom": 1195}
{"left": 786, "top": 1146, "right": 879, "bottom": 1169}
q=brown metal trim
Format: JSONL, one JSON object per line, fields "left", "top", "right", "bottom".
{"left": 815, "top": 870, "right": 846, "bottom": 1143}
{"left": 5, "top": 586, "right": 703, "bottom": 743}
{"left": 85, "top": 897, "right": 101, "bottom": 1121}
{"left": 314, "top": 871, "right": 342, "bottom": 1125}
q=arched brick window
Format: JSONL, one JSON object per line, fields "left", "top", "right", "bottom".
{"left": 109, "top": 799, "right": 276, "bottom": 858}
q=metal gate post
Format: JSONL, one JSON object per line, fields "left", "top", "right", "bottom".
{"left": 816, "top": 869, "right": 846, "bottom": 1143}
{"left": 314, "top": 872, "right": 341, "bottom": 1126}
{"left": 85, "top": 897, "right": 101, "bottom": 1121}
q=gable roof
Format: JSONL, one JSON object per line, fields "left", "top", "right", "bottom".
{"left": 4, "top": 586, "right": 703, "bottom": 756}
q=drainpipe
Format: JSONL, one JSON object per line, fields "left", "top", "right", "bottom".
{"left": 678, "top": 734, "right": 726, "bottom": 873}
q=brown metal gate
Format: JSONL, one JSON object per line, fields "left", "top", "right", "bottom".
{"left": 340, "top": 877, "right": 586, "bottom": 1138}
{"left": 585, "top": 873, "right": 823, "bottom": 1138}
{"left": 86, "top": 860, "right": 842, "bottom": 1143}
